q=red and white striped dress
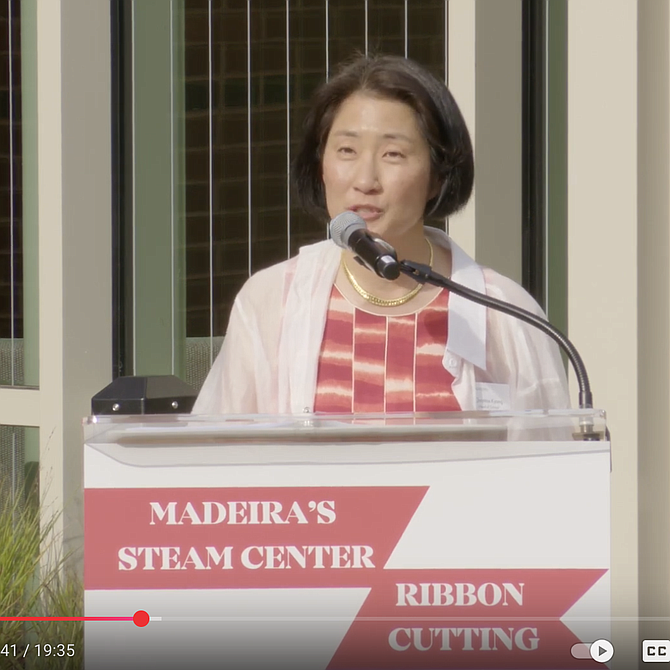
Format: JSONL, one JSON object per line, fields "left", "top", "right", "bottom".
{"left": 313, "top": 286, "right": 461, "bottom": 414}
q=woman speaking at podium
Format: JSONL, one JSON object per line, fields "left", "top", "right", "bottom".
{"left": 192, "top": 54, "right": 569, "bottom": 416}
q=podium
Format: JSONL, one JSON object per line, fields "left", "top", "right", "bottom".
{"left": 83, "top": 410, "right": 610, "bottom": 670}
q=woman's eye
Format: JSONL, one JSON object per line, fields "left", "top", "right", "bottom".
{"left": 385, "top": 150, "right": 404, "bottom": 159}
{"left": 337, "top": 146, "right": 355, "bottom": 155}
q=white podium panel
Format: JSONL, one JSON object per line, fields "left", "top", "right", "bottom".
{"left": 83, "top": 412, "right": 610, "bottom": 670}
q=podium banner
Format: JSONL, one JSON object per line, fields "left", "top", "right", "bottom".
{"left": 83, "top": 415, "right": 610, "bottom": 670}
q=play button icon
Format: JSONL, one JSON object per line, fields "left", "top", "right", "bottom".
{"left": 590, "top": 639, "right": 615, "bottom": 663}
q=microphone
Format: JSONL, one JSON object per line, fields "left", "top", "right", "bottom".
{"left": 328, "top": 216, "right": 600, "bottom": 433}
{"left": 329, "top": 211, "right": 401, "bottom": 280}
{"left": 330, "top": 221, "right": 597, "bottom": 422}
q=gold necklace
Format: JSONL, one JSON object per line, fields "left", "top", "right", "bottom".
{"left": 341, "top": 240, "right": 434, "bottom": 308}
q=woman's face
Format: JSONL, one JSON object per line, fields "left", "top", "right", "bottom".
{"left": 321, "top": 92, "right": 436, "bottom": 242}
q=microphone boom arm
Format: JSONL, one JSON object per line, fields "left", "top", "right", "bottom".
{"left": 398, "top": 260, "right": 594, "bottom": 411}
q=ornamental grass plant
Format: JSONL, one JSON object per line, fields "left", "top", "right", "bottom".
{"left": 0, "top": 478, "right": 83, "bottom": 670}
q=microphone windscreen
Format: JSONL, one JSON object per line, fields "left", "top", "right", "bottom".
{"left": 329, "top": 211, "right": 366, "bottom": 249}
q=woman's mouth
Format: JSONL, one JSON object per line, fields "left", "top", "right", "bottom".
{"left": 349, "top": 206, "right": 383, "bottom": 222}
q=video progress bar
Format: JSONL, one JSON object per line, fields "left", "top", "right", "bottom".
{"left": 145, "top": 616, "right": 670, "bottom": 623}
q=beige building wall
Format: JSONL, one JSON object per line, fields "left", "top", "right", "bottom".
{"left": 567, "top": 1, "right": 640, "bottom": 665}
{"left": 450, "top": 1, "right": 670, "bottom": 666}
{"left": 0, "top": 0, "right": 113, "bottom": 561}
{"left": 447, "top": 0, "right": 523, "bottom": 282}
{"left": 638, "top": 0, "right": 670, "bottom": 648}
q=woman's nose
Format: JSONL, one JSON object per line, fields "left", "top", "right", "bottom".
{"left": 353, "top": 156, "right": 381, "bottom": 192}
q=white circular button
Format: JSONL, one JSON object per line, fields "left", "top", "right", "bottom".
{"left": 589, "top": 639, "right": 614, "bottom": 663}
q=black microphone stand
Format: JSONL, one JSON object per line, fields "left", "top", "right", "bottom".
{"left": 396, "top": 259, "right": 603, "bottom": 440}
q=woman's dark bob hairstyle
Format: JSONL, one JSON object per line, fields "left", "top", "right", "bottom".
{"left": 292, "top": 54, "right": 474, "bottom": 221}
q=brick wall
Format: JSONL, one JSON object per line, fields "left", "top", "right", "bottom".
{"left": 182, "top": 0, "right": 445, "bottom": 337}
{"left": 0, "top": 1, "right": 447, "bottom": 349}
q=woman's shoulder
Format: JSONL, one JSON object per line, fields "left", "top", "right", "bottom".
{"left": 235, "top": 239, "right": 335, "bottom": 305}
{"left": 437, "top": 230, "right": 545, "bottom": 317}
{"left": 481, "top": 267, "right": 545, "bottom": 317}
{"left": 234, "top": 258, "right": 291, "bottom": 308}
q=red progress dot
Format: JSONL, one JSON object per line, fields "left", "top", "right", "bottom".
{"left": 133, "top": 610, "right": 150, "bottom": 627}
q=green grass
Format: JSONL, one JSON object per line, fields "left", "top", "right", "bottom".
{"left": 0, "top": 480, "right": 83, "bottom": 670}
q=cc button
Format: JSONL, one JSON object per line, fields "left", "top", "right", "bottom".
{"left": 643, "top": 640, "right": 670, "bottom": 663}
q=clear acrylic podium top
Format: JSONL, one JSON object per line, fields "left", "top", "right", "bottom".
{"left": 83, "top": 409, "right": 608, "bottom": 469}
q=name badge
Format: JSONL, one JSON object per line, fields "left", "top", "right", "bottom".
{"left": 475, "top": 383, "right": 511, "bottom": 411}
